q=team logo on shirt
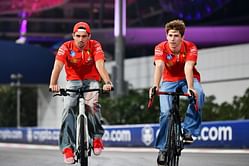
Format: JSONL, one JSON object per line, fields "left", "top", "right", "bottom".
{"left": 87, "top": 49, "right": 91, "bottom": 55}
{"left": 165, "top": 54, "right": 174, "bottom": 67}
{"left": 85, "top": 49, "right": 94, "bottom": 64}
{"left": 166, "top": 54, "right": 173, "bottom": 60}
{"left": 87, "top": 56, "right": 93, "bottom": 62}
{"left": 70, "top": 50, "right": 76, "bottom": 57}
{"left": 70, "top": 59, "right": 79, "bottom": 63}
{"left": 166, "top": 62, "right": 174, "bottom": 67}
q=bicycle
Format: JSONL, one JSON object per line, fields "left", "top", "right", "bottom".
{"left": 51, "top": 87, "right": 112, "bottom": 166}
{"left": 148, "top": 86, "right": 197, "bottom": 166}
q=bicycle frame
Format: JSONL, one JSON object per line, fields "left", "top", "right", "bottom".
{"left": 162, "top": 92, "right": 185, "bottom": 166}
{"left": 148, "top": 87, "right": 196, "bottom": 166}
{"left": 51, "top": 88, "right": 104, "bottom": 166}
{"left": 76, "top": 96, "right": 89, "bottom": 165}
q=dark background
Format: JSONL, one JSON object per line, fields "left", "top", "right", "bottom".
{"left": 1, "top": 0, "right": 249, "bottom": 58}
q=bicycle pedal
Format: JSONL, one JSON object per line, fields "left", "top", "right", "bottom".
{"left": 183, "top": 140, "right": 194, "bottom": 145}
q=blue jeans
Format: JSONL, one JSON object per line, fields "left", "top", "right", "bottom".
{"left": 59, "top": 80, "right": 104, "bottom": 152}
{"left": 154, "top": 79, "right": 205, "bottom": 151}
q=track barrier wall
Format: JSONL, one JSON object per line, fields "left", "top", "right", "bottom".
{"left": 0, "top": 120, "right": 248, "bottom": 148}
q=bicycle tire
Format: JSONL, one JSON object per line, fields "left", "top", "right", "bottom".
{"left": 78, "top": 115, "right": 88, "bottom": 166}
{"left": 175, "top": 119, "right": 183, "bottom": 157}
{"left": 166, "top": 115, "right": 179, "bottom": 166}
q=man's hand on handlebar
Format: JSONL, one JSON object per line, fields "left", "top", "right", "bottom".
{"left": 49, "top": 84, "right": 60, "bottom": 92}
{"left": 188, "top": 88, "right": 199, "bottom": 112}
{"left": 147, "top": 86, "right": 157, "bottom": 110}
{"left": 188, "top": 88, "right": 198, "bottom": 99}
{"left": 103, "top": 81, "right": 113, "bottom": 91}
{"left": 149, "top": 86, "right": 158, "bottom": 99}
{"left": 49, "top": 87, "right": 69, "bottom": 96}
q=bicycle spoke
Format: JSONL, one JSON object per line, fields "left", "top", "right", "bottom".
{"left": 166, "top": 115, "right": 181, "bottom": 166}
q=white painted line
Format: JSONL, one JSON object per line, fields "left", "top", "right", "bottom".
{"left": 104, "top": 148, "right": 249, "bottom": 154}
{"left": 103, "top": 147, "right": 157, "bottom": 153}
{"left": 0, "top": 143, "right": 249, "bottom": 154}
{"left": 182, "top": 148, "right": 249, "bottom": 154}
{"left": 0, "top": 143, "right": 58, "bottom": 150}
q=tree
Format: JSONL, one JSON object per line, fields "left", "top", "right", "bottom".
{"left": 232, "top": 88, "right": 249, "bottom": 119}
{"left": 0, "top": 86, "right": 37, "bottom": 127}
{"left": 201, "top": 95, "right": 220, "bottom": 121}
{"left": 100, "top": 89, "right": 160, "bottom": 124}
{"left": 1, "top": 86, "right": 249, "bottom": 126}
{"left": 0, "top": 86, "right": 16, "bottom": 126}
{"left": 100, "top": 87, "right": 249, "bottom": 124}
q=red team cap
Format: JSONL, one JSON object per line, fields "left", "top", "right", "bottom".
{"left": 73, "top": 22, "right": 91, "bottom": 34}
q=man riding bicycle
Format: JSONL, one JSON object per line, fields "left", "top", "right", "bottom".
{"left": 149, "top": 19, "right": 205, "bottom": 166}
{"left": 49, "top": 21, "right": 113, "bottom": 164}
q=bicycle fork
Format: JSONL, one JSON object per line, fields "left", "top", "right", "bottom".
{"left": 76, "top": 98, "right": 89, "bottom": 156}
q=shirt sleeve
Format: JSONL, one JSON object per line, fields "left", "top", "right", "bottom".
{"left": 154, "top": 42, "right": 165, "bottom": 62}
{"left": 92, "top": 41, "right": 105, "bottom": 61}
{"left": 56, "top": 44, "right": 69, "bottom": 63}
{"left": 185, "top": 42, "right": 198, "bottom": 62}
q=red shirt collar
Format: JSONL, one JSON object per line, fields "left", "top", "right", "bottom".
{"left": 72, "top": 40, "right": 90, "bottom": 52}
{"left": 165, "top": 41, "right": 186, "bottom": 54}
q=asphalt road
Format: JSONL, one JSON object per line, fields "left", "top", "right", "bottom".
{"left": 0, "top": 144, "right": 248, "bottom": 166}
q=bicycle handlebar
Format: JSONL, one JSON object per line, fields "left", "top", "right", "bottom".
{"left": 49, "top": 87, "right": 114, "bottom": 97}
{"left": 148, "top": 86, "right": 198, "bottom": 111}
{"left": 151, "top": 86, "right": 195, "bottom": 97}
{"left": 157, "top": 91, "right": 189, "bottom": 96}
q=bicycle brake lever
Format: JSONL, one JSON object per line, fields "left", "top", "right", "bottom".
{"left": 147, "top": 86, "right": 157, "bottom": 110}
{"left": 60, "top": 89, "right": 70, "bottom": 96}
{"left": 49, "top": 88, "right": 61, "bottom": 96}
{"left": 189, "top": 90, "right": 198, "bottom": 112}
{"left": 101, "top": 87, "right": 114, "bottom": 94}
{"left": 151, "top": 86, "right": 157, "bottom": 98}
{"left": 189, "top": 90, "right": 195, "bottom": 103}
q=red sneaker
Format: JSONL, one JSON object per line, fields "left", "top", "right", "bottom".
{"left": 63, "top": 148, "right": 75, "bottom": 164}
{"left": 93, "top": 138, "right": 104, "bottom": 155}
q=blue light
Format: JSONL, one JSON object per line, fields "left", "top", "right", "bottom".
{"left": 186, "top": 14, "right": 192, "bottom": 20}
{"left": 195, "top": 12, "right": 201, "bottom": 20}
{"left": 178, "top": 13, "right": 184, "bottom": 19}
{"left": 205, "top": 5, "right": 211, "bottom": 13}
{"left": 159, "top": 0, "right": 231, "bottom": 20}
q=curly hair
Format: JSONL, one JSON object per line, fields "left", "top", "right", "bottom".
{"left": 165, "top": 19, "right": 186, "bottom": 37}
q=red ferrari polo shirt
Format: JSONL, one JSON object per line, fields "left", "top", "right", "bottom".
{"left": 56, "top": 40, "right": 105, "bottom": 81}
{"left": 154, "top": 40, "right": 201, "bottom": 82}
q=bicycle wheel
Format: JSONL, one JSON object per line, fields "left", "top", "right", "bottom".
{"left": 78, "top": 115, "right": 88, "bottom": 166}
{"left": 175, "top": 122, "right": 183, "bottom": 157}
{"left": 166, "top": 116, "right": 179, "bottom": 166}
